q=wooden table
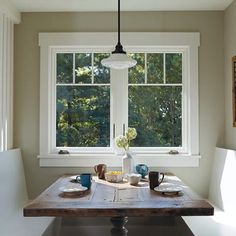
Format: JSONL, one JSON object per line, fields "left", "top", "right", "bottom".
{"left": 24, "top": 174, "right": 213, "bottom": 235}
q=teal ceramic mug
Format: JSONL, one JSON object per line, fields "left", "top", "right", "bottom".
{"left": 76, "top": 173, "right": 92, "bottom": 189}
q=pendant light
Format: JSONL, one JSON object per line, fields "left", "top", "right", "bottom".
{"left": 101, "top": 0, "right": 137, "bottom": 70}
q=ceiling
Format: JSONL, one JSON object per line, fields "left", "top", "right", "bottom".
{"left": 9, "top": 0, "right": 234, "bottom": 12}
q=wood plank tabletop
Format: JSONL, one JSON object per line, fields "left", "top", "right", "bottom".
{"left": 23, "top": 174, "right": 214, "bottom": 217}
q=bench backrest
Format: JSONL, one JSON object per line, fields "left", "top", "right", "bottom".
{"left": 208, "top": 147, "right": 236, "bottom": 212}
{"left": 0, "top": 149, "right": 28, "bottom": 222}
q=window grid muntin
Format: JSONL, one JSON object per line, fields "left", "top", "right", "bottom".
{"left": 72, "top": 53, "right": 75, "bottom": 84}
{"left": 91, "top": 52, "right": 94, "bottom": 84}
{"left": 163, "top": 53, "right": 166, "bottom": 84}
{"left": 56, "top": 52, "right": 110, "bottom": 85}
{"left": 128, "top": 52, "right": 183, "bottom": 85}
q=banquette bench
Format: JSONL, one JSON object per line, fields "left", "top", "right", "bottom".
{"left": 0, "top": 149, "right": 60, "bottom": 236}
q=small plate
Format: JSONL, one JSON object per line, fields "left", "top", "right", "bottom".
{"left": 59, "top": 185, "right": 87, "bottom": 195}
{"left": 154, "top": 183, "right": 182, "bottom": 195}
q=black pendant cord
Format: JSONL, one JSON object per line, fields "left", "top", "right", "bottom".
{"left": 112, "top": 0, "right": 126, "bottom": 54}
{"left": 118, "top": 0, "right": 120, "bottom": 44}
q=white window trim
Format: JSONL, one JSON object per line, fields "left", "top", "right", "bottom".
{"left": 38, "top": 32, "right": 200, "bottom": 167}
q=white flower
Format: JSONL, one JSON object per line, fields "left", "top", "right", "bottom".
{"left": 126, "top": 128, "right": 137, "bottom": 140}
{"left": 115, "top": 127, "right": 137, "bottom": 151}
{"left": 116, "top": 135, "right": 129, "bottom": 149}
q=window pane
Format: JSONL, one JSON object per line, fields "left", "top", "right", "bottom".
{"left": 166, "top": 53, "right": 182, "bottom": 83}
{"left": 56, "top": 86, "right": 110, "bottom": 147}
{"left": 128, "top": 53, "right": 145, "bottom": 84}
{"left": 57, "top": 53, "right": 73, "bottom": 83}
{"left": 94, "top": 53, "right": 110, "bottom": 84}
{"left": 75, "top": 53, "right": 92, "bottom": 83}
{"left": 128, "top": 86, "right": 182, "bottom": 147}
{"left": 147, "top": 53, "right": 163, "bottom": 83}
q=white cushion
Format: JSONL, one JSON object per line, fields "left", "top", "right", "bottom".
{"left": 0, "top": 209, "right": 54, "bottom": 236}
{"left": 0, "top": 149, "right": 28, "bottom": 221}
{"left": 0, "top": 149, "right": 55, "bottom": 236}
{"left": 183, "top": 210, "right": 236, "bottom": 236}
{"left": 183, "top": 147, "right": 236, "bottom": 236}
{"left": 209, "top": 147, "right": 236, "bottom": 213}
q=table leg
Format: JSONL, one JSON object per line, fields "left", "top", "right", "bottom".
{"left": 110, "top": 216, "right": 128, "bottom": 236}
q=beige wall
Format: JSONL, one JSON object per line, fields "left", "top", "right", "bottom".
{"left": 224, "top": 1, "right": 236, "bottom": 149}
{"left": 14, "top": 12, "right": 224, "bottom": 198}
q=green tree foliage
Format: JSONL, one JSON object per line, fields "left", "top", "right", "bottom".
{"left": 56, "top": 53, "right": 110, "bottom": 147}
{"left": 128, "top": 53, "right": 145, "bottom": 83}
{"left": 147, "top": 53, "right": 163, "bottom": 83}
{"left": 75, "top": 53, "right": 92, "bottom": 83}
{"left": 166, "top": 53, "right": 182, "bottom": 83}
{"left": 57, "top": 53, "right": 73, "bottom": 83}
{"left": 129, "top": 86, "right": 182, "bottom": 147}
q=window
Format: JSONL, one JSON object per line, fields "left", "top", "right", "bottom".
{"left": 128, "top": 53, "right": 183, "bottom": 148}
{"left": 56, "top": 53, "right": 110, "bottom": 149}
{"left": 39, "top": 32, "right": 200, "bottom": 167}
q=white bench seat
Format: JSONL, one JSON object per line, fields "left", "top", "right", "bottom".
{"left": 183, "top": 147, "right": 236, "bottom": 236}
{"left": 0, "top": 149, "right": 58, "bottom": 236}
{"left": 1, "top": 209, "right": 55, "bottom": 236}
{"left": 183, "top": 205, "right": 236, "bottom": 236}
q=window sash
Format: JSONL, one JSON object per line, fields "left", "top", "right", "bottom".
{"left": 53, "top": 51, "right": 112, "bottom": 150}
{"left": 124, "top": 51, "right": 187, "bottom": 153}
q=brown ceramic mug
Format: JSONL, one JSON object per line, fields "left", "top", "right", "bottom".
{"left": 94, "top": 164, "right": 107, "bottom": 179}
{"left": 149, "top": 171, "right": 165, "bottom": 190}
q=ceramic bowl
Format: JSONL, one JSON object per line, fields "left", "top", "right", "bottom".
{"left": 127, "top": 173, "right": 141, "bottom": 185}
{"left": 105, "top": 171, "right": 124, "bottom": 183}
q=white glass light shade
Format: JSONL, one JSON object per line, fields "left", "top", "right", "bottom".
{"left": 101, "top": 53, "right": 137, "bottom": 70}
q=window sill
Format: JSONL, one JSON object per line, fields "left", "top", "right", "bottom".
{"left": 38, "top": 153, "right": 201, "bottom": 167}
